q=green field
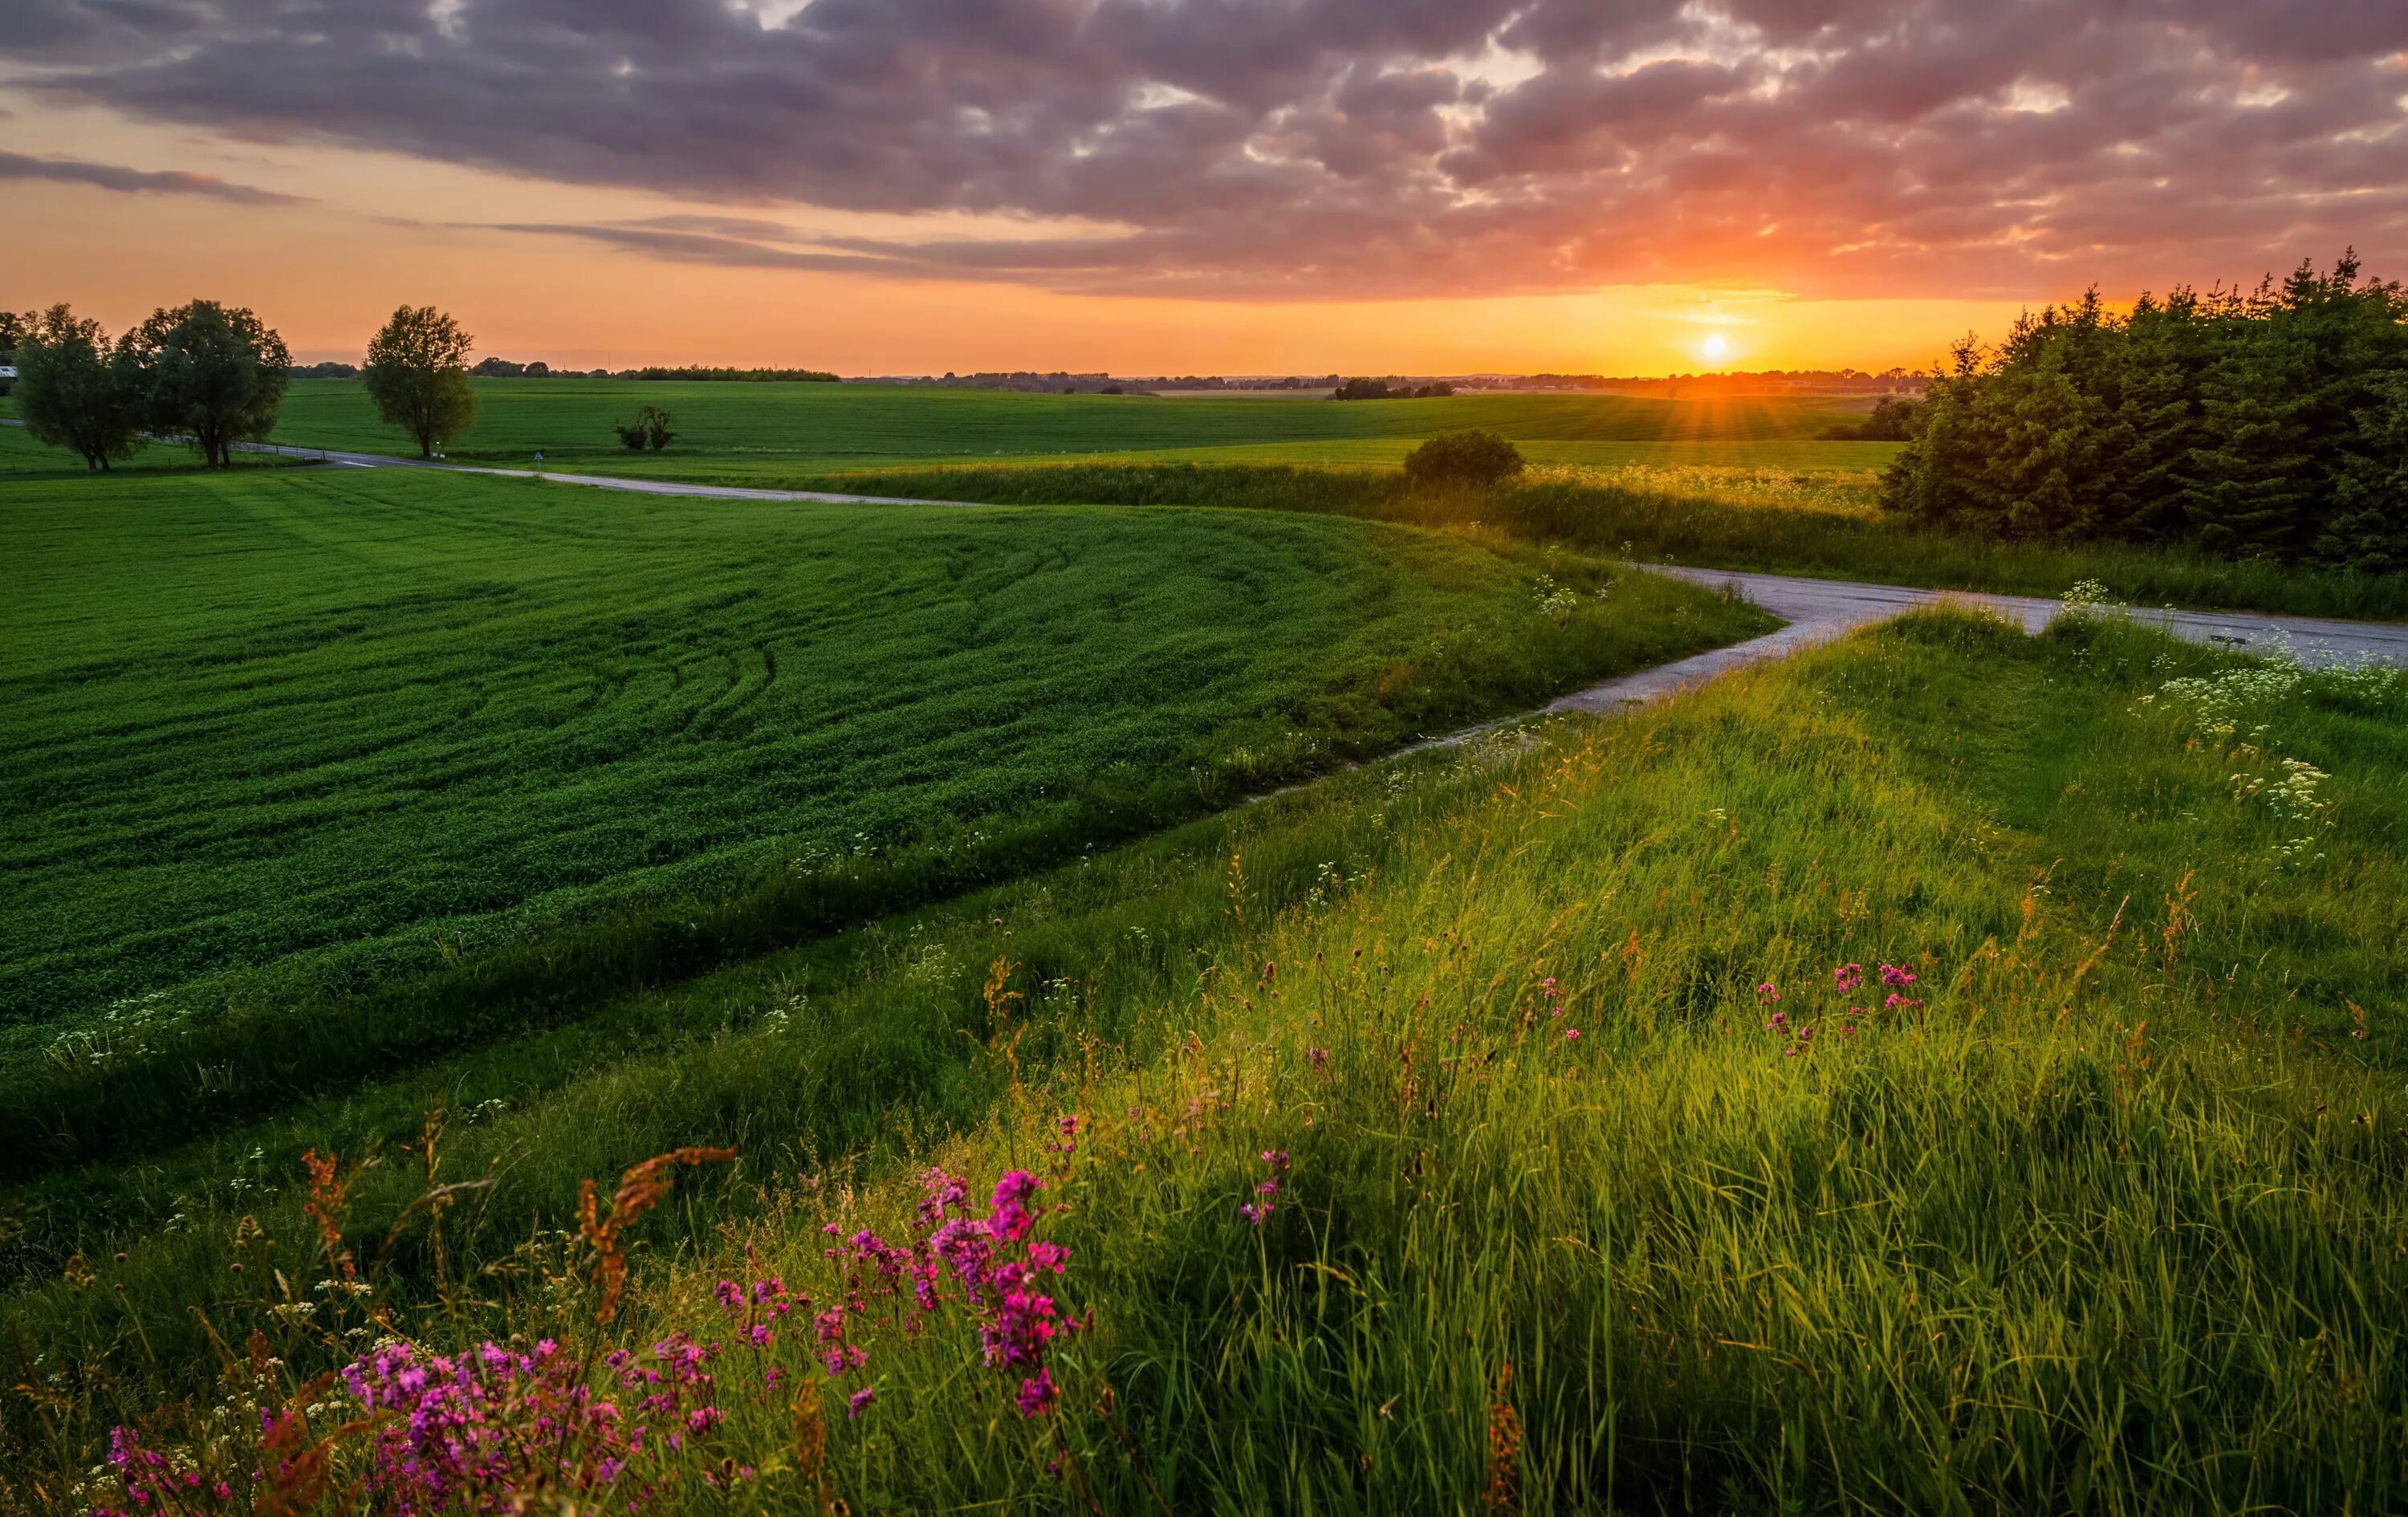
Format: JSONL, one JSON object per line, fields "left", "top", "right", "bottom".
{"left": 15, "top": 607, "right": 2406, "bottom": 1513}
{"left": 9, "top": 374, "right": 2408, "bottom": 1515}
{"left": 0, "top": 418, "right": 298, "bottom": 480}
{"left": 0, "top": 461, "right": 1774, "bottom": 1170}
{"left": 265, "top": 376, "right": 1879, "bottom": 472}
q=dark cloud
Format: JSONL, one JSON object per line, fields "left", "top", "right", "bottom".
{"left": 0, "top": 150, "right": 310, "bottom": 205}
{"left": 7, "top": 0, "right": 2407, "bottom": 299}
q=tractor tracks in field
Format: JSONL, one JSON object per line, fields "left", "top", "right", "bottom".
{"left": 16, "top": 420, "right": 2404, "bottom": 760}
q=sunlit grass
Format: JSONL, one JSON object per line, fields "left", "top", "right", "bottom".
{"left": 18, "top": 609, "right": 2406, "bottom": 1513}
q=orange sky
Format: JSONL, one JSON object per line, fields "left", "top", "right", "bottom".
{"left": 5, "top": 92, "right": 2033, "bottom": 377}
{"left": 10, "top": 6, "right": 2402, "bottom": 379}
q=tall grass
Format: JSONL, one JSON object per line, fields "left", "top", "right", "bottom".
{"left": 787, "top": 460, "right": 2408, "bottom": 620}
{"left": 18, "top": 610, "right": 2406, "bottom": 1512}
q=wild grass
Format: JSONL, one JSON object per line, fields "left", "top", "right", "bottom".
{"left": 14, "top": 608, "right": 2406, "bottom": 1513}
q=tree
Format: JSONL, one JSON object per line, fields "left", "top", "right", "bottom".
{"left": 1403, "top": 429, "right": 1524, "bottom": 489}
{"left": 120, "top": 300, "right": 291, "bottom": 467}
{"left": 363, "top": 305, "right": 477, "bottom": 458}
{"left": 1877, "top": 254, "right": 2408, "bottom": 570}
{"left": 13, "top": 303, "right": 141, "bottom": 470}
{"left": 0, "top": 309, "right": 24, "bottom": 397}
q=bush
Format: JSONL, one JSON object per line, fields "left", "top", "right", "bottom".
{"left": 612, "top": 404, "right": 676, "bottom": 451}
{"left": 1403, "top": 429, "right": 1524, "bottom": 489}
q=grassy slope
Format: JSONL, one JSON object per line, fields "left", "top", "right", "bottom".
{"left": 14, "top": 609, "right": 2405, "bottom": 1512}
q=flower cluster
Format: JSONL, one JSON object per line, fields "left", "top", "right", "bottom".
{"left": 336, "top": 1331, "right": 740, "bottom": 1514}
{"left": 1762, "top": 961, "right": 1926, "bottom": 1055}
{"left": 1878, "top": 962, "right": 1925, "bottom": 1012}
{"left": 92, "top": 1425, "right": 234, "bottom": 1517}
{"left": 821, "top": 1166, "right": 1083, "bottom": 1421}
{"left": 1239, "top": 1149, "right": 1291, "bottom": 1228}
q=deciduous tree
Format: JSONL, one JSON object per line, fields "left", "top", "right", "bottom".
{"left": 13, "top": 303, "right": 140, "bottom": 470}
{"left": 364, "top": 305, "right": 477, "bottom": 457}
{"left": 120, "top": 300, "right": 292, "bottom": 467}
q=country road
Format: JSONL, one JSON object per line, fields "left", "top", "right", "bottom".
{"left": 10, "top": 421, "right": 2401, "bottom": 749}
{"left": 1483, "top": 564, "right": 2408, "bottom": 750}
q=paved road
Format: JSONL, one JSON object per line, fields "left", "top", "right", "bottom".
{"left": 1420, "top": 565, "right": 2406, "bottom": 753}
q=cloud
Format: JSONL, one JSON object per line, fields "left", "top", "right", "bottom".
{"left": 0, "top": 150, "right": 310, "bottom": 205}
{"left": 8, "top": 0, "right": 2408, "bottom": 299}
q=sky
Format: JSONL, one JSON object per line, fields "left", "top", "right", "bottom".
{"left": 5, "top": 1, "right": 2406, "bottom": 376}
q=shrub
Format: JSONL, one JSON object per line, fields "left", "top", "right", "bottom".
{"left": 612, "top": 404, "right": 677, "bottom": 450}
{"left": 1403, "top": 429, "right": 1525, "bottom": 489}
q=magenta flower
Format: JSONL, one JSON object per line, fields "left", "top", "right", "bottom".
{"left": 1017, "top": 1369, "right": 1059, "bottom": 1417}
{"left": 1564, "top": 1028, "right": 1580, "bottom": 1041}
{"left": 847, "top": 1387, "right": 877, "bottom": 1419}
{"left": 1755, "top": 980, "right": 1781, "bottom": 1003}
{"left": 1833, "top": 962, "right": 1865, "bottom": 992}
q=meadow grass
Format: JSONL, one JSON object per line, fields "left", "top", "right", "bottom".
{"left": 13, "top": 608, "right": 2406, "bottom": 1513}
{"left": 0, "top": 461, "right": 1771, "bottom": 1178}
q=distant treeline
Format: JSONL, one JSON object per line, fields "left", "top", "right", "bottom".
{"left": 461, "top": 360, "right": 840, "bottom": 382}
{"left": 1512, "top": 369, "right": 1924, "bottom": 397}
{"left": 1332, "top": 377, "right": 1456, "bottom": 401}
{"left": 1883, "top": 253, "right": 2408, "bottom": 572}
{"left": 853, "top": 372, "right": 1343, "bottom": 394}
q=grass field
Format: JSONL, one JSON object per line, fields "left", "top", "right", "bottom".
{"left": 263, "top": 376, "right": 1877, "bottom": 470}
{"left": 14, "top": 607, "right": 2406, "bottom": 1512}
{"left": 0, "top": 420, "right": 298, "bottom": 480}
{"left": 0, "top": 461, "right": 1772, "bottom": 1176}
{"left": 246, "top": 380, "right": 2408, "bottom": 619}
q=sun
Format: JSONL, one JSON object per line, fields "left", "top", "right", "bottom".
{"left": 1702, "top": 333, "right": 1730, "bottom": 363}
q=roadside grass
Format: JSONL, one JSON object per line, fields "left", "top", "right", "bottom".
{"left": 0, "top": 421, "right": 297, "bottom": 480}
{"left": 14, "top": 608, "right": 2406, "bottom": 1513}
{"left": 0, "top": 462, "right": 1771, "bottom": 1177}
{"left": 786, "top": 460, "right": 2408, "bottom": 621}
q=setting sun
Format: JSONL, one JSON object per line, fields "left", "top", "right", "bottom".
{"left": 1702, "top": 333, "right": 1729, "bottom": 362}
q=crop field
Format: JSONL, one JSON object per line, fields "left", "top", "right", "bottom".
{"left": 0, "top": 461, "right": 1770, "bottom": 1081}
{"left": 265, "top": 376, "right": 1878, "bottom": 471}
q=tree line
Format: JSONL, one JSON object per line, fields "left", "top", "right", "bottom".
{"left": 7, "top": 302, "right": 482, "bottom": 467}
{"left": 1332, "top": 377, "right": 1456, "bottom": 401}
{"left": 1882, "top": 253, "right": 2408, "bottom": 571}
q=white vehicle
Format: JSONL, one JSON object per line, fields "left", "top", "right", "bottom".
{"left": 0, "top": 365, "right": 17, "bottom": 380}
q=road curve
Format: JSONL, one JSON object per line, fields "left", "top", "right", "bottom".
{"left": 1416, "top": 566, "right": 2405, "bottom": 754}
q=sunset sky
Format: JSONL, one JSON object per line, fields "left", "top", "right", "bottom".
{"left": 6, "top": 1, "right": 2406, "bottom": 376}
